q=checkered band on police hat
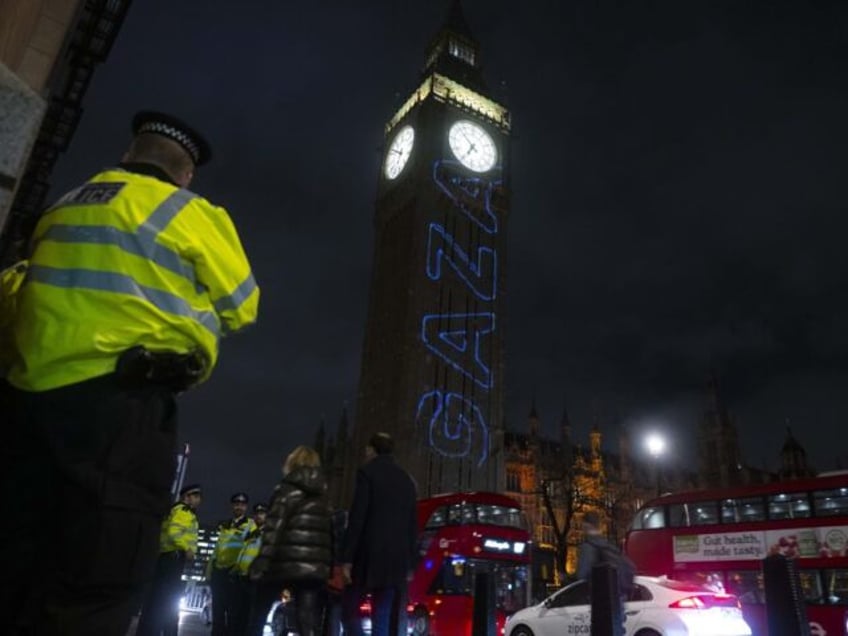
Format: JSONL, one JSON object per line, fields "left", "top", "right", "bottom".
{"left": 132, "top": 110, "right": 212, "bottom": 166}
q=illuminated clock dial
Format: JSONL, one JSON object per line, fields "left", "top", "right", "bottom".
{"left": 448, "top": 120, "right": 497, "bottom": 172}
{"left": 384, "top": 125, "right": 415, "bottom": 180}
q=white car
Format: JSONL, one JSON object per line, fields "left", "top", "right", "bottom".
{"left": 507, "top": 575, "right": 752, "bottom": 636}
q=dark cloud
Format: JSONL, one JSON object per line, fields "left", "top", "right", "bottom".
{"left": 48, "top": 0, "right": 848, "bottom": 520}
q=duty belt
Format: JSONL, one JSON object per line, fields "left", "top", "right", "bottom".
{"left": 115, "top": 346, "right": 206, "bottom": 392}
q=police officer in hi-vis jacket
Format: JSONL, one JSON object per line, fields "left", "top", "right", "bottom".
{"left": 209, "top": 492, "right": 256, "bottom": 635}
{"left": 137, "top": 484, "right": 203, "bottom": 635}
{"left": 0, "top": 111, "right": 259, "bottom": 635}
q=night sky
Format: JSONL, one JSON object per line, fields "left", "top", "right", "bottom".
{"left": 48, "top": 1, "right": 848, "bottom": 521}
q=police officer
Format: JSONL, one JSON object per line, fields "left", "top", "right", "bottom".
{"left": 209, "top": 492, "right": 256, "bottom": 635}
{"left": 137, "top": 484, "right": 203, "bottom": 636}
{"left": 230, "top": 503, "right": 269, "bottom": 634}
{"left": 0, "top": 111, "right": 259, "bottom": 635}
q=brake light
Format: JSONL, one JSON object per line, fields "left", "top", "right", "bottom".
{"left": 669, "top": 596, "right": 707, "bottom": 609}
{"left": 669, "top": 594, "right": 740, "bottom": 610}
{"left": 407, "top": 604, "right": 415, "bottom": 613}
{"left": 359, "top": 601, "right": 371, "bottom": 614}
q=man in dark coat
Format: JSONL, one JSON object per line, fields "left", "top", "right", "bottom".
{"left": 342, "top": 433, "right": 418, "bottom": 636}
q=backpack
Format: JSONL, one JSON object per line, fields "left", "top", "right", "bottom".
{"left": 592, "top": 538, "right": 637, "bottom": 595}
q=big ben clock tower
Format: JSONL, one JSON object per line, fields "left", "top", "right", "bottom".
{"left": 349, "top": 1, "right": 511, "bottom": 498}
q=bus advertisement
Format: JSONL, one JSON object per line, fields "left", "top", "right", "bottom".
{"left": 624, "top": 472, "right": 848, "bottom": 636}
{"left": 407, "top": 492, "right": 532, "bottom": 635}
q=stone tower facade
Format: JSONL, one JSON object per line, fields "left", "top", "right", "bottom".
{"left": 347, "top": 1, "right": 511, "bottom": 499}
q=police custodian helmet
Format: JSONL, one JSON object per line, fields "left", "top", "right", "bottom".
{"left": 132, "top": 110, "right": 212, "bottom": 166}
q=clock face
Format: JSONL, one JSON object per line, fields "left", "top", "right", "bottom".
{"left": 384, "top": 125, "right": 415, "bottom": 180}
{"left": 448, "top": 120, "right": 497, "bottom": 172}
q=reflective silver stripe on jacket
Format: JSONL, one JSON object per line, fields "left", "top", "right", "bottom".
{"left": 213, "top": 272, "right": 257, "bottom": 314}
{"left": 27, "top": 265, "right": 220, "bottom": 336}
{"left": 38, "top": 189, "right": 206, "bottom": 294}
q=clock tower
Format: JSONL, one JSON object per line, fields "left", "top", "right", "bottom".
{"left": 348, "top": 1, "right": 511, "bottom": 497}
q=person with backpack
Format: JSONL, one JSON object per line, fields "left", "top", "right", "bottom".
{"left": 576, "top": 511, "right": 634, "bottom": 636}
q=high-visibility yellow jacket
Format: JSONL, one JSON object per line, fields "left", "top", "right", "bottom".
{"left": 233, "top": 525, "right": 263, "bottom": 576}
{"left": 160, "top": 502, "right": 199, "bottom": 554}
{"left": 7, "top": 165, "right": 259, "bottom": 391}
{"left": 212, "top": 515, "right": 256, "bottom": 571}
{"left": 0, "top": 260, "right": 28, "bottom": 375}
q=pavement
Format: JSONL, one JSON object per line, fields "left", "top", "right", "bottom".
{"left": 129, "top": 610, "right": 282, "bottom": 635}
{"left": 126, "top": 610, "right": 211, "bottom": 635}
{"left": 178, "top": 611, "right": 212, "bottom": 635}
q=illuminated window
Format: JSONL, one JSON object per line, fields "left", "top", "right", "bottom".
{"left": 449, "top": 38, "right": 476, "bottom": 65}
{"left": 506, "top": 470, "right": 520, "bottom": 492}
{"left": 721, "top": 497, "right": 765, "bottom": 523}
{"left": 631, "top": 506, "right": 665, "bottom": 530}
{"left": 425, "top": 507, "right": 447, "bottom": 529}
{"left": 727, "top": 570, "right": 764, "bottom": 604}
{"left": 768, "top": 492, "right": 811, "bottom": 520}
{"left": 814, "top": 488, "right": 848, "bottom": 516}
{"left": 823, "top": 569, "right": 848, "bottom": 605}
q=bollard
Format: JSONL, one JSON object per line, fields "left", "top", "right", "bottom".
{"left": 472, "top": 570, "right": 496, "bottom": 636}
{"left": 590, "top": 563, "right": 621, "bottom": 636}
{"left": 763, "top": 554, "right": 811, "bottom": 636}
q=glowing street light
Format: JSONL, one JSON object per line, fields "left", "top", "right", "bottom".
{"left": 645, "top": 433, "right": 666, "bottom": 496}
{"left": 646, "top": 433, "right": 666, "bottom": 459}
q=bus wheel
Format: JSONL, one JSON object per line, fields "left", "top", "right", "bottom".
{"left": 410, "top": 607, "right": 429, "bottom": 635}
{"left": 635, "top": 630, "right": 661, "bottom": 636}
{"left": 509, "top": 626, "right": 535, "bottom": 636}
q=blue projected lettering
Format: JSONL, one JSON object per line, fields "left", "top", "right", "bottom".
{"left": 416, "top": 390, "right": 490, "bottom": 466}
{"left": 432, "top": 160, "right": 502, "bottom": 234}
{"left": 416, "top": 150, "right": 504, "bottom": 470}
{"left": 422, "top": 312, "right": 495, "bottom": 390}
{"left": 426, "top": 222, "right": 497, "bottom": 301}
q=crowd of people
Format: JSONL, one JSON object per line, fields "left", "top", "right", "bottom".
{"left": 138, "top": 432, "right": 417, "bottom": 636}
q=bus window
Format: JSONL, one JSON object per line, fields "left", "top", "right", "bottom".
{"left": 799, "top": 570, "right": 825, "bottom": 604}
{"left": 447, "top": 504, "right": 463, "bottom": 525}
{"left": 429, "top": 557, "right": 529, "bottom": 611}
{"left": 768, "top": 493, "right": 812, "bottom": 520}
{"left": 425, "top": 507, "right": 447, "bottom": 528}
{"left": 693, "top": 502, "right": 719, "bottom": 525}
{"left": 668, "top": 504, "right": 690, "bottom": 527}
{"left": 727, "top": 570, "right": 764, "bottom": 605}
{"left": 632, "top": 506, "right": 665, "bottom": 530}
{"left": 823, "top": 569, "right": 848, "bottom": 605}
{"left": 721, "top": 497, "right": 765, "bottom": 523}
{"left": 476, "top": 504, "right": 524, "bottom": 528}
{"left": 814, "top": 488, "right": 848, "bottom": 517}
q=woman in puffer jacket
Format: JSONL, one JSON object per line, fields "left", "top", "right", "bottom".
{"left": 246, "top": 446, "right": 332, "bottom": 636}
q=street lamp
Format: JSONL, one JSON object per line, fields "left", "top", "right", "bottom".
{"left": 645, "top": 433, "right": 666, "bottom": 497}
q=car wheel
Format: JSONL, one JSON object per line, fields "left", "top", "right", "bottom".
{"left": 411, "top": 607, "right": 429, "bottom": 635}
{"left": 509, "top": 626, "right": 535, "bottom": 636}
{"left": 634, "top": 630, "right": 661, "bottom": 636}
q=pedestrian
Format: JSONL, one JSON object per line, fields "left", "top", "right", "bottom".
{"left": 246, "top": 445, "right": 332, "bottom": 636}
{"left": 209, "top": 492, "right": 255, "bottom": 635}
{"left": 342, "top": 432, "right": 418, "bottom": 636}
{"left": 137, "top": 483, "right": 203, "bottom": 635}
{"left": 0, "top": 110, "right": 259, "bottom": 635}
{"left": 576, "top": 511, "right": 628, "bottom": 636}
{"left": 230, "top": 503, "right": 269, "bottom": 634}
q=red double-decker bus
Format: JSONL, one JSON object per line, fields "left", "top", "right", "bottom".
{"left": 624, "top": 472, "right": 848, "bottom": 636}
{"left": 406, "top": 492, "right": 532, "bottom": 635}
